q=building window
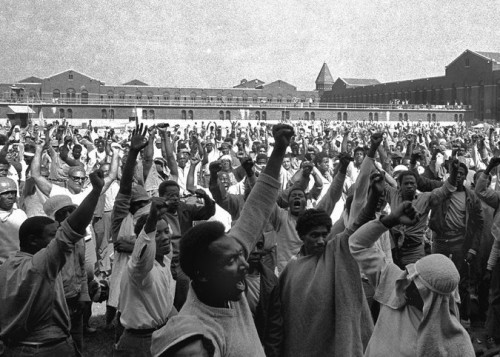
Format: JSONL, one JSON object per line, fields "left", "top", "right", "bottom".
{"left": 465, "top": 58, "right": 470, "bottom": 68}
{"left": 226, "top": 94, "right": 232, "bottom": 102}
{"left": 81, "top": 90, "right": 88, "bottom": 104}
{"left": 190, "top": 92, "right": 197, "bottom": 101}
{"left": 188, "top": 110, "right": 193, "bottom": 120}
{"left": 343, "top": 112, "right": 348, "bottom": 121}
{"left": 67, "top": 108, "right": 73, "bottom": 119}
{"left": 107, "top": 90, "right": 114, "bottom": 100}
{"left": 69, "top": 73, "right": 73, "bottom": 80}
{"left": 219, "top": 111, "right": 224, "bottom": 121}
{"left": 175, "top": 93, "right": 181, "bottom": 101}
{"left": 432, "top": 113, "right": 436, "bottom": 122}
{"left": 53, "top": 89, "right": 60, "bottom": 99}
{"left": 262, "top": 111, "right": 267, "bottom": 120}
{"left": 403, "top": 113, "right": 408, "bottom": 121}
{"left": 101, "top": 109, "right": 107, "bottom": 119}
{"left": 454, "top": 114, "right": 458, "bottom": 121}
{"left": 66, "top": 88, "right": 76, "bottom": 103}
{"left": 374, "top": 112, "right": 379, "bottom": 121}
{"left": 135, "top": 91, "right": 142, "bottom": 100}
{"left": 255, "top": 111, "right": 261, "bottom": 120}
{"left": 369, "top": 112, "right": 373, "bottom": 121}
{"left": 459, "top": 114, "right": 463, "bottom": 121}
{"left": 399, "top": 113, "right": 403, "bottom": 121}
{"left": 427, "top": 113, "right": 431, "bottom": 121}
{"left": 110, "top": 109, "right": 114, "bottom": 119}
{"left": 181, "top": 110, "right": 187, "bottom": 120}
{"left": 304, "top": 112, "right": 309, "bottom": 120}
{"left": 337, "top": 112, "right": 342, "bottom": 121}
{"left": 310, "top": 112, "right": 315, "bottom": 120}
{"left": 226, "top": 111, "right": 231, "bottom": 120}
{"left": 242, "top": 94, "right": 248, "bottom": 102}
{"left": 163, "top": 92, "right": 170, "bottom": 101}
{"left": 267, "top": 95, "right": 273, "bottom": 103}
{"left": 277, "top": 95, "right": 282, "bottom": 103}
{"left": 142, "top": 109, "right": 148, "bottom": 119}
{"left": 253, "top": 95, "right": 258, "bottom": 103}
{"left": 149, "top": 110, "right": 155, "bottom": 120}
{"left": 147, "top": 92, "right": 154, "bottom": 100}
{"left": 119, "top": 91, "right": 125, "bottom": 100}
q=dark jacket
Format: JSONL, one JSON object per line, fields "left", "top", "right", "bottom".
{"left": 164, "top": 198, "right": 216, "bottom": 310}
{"left": 249, "top": 262, "right": 278, "bottom": 343}
{"left": 429, "top": 186, "right": 483, "bottom": 254}
{"left": 416, "top": 175, "right": 483, "bottom": 254}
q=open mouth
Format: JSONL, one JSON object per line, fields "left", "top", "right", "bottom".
{"left": 293, "top": 201, "right": 302, "bottom": 209}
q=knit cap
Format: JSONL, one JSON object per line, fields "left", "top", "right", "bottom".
{"left": 414, "top": 254, "right": 459, "bottom": 295}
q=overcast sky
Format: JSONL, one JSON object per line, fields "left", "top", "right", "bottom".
{"left": 1, "top": 0, "right": 499, "bottom": 90}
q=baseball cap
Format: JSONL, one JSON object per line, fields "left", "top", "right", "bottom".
{"left": 43, "top": 195, "right": 77, "bottom": 219}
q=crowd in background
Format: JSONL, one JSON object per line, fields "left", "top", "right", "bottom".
{"left": 0, "top": 116, "right": 499, "bottom": 356}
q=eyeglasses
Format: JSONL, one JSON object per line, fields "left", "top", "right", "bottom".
{"left": 70, "top": 176, "right": 87, "bottom": 182}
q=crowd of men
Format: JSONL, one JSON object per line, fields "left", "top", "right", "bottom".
{"left": 0, "top": 116, "right": 499, "bottom": 356}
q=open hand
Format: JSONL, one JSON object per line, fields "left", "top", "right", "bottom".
{"left": 130, "top": 120, "right": 149, "bottom": 152}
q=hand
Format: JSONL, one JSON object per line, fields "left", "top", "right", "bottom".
{"left": 369, "top": 172, "right": 385, "bottom": 196}
{"left": 488, "top": 157, "right": 500, "bottom": 170}
{"left": 130, "top": 121, "right": 149, "bottom": 152}
{"left": 383, "top": 201, "right": 419, "bottom": 227}
{"left": 150, "top": 196, "right": 166, "bottom": 215}
{"left": 194, "top": 189, "right": 209, "bottom": 200}
{"left": 89, "top": 169, "right": 105, "bottom": 192}
{"left": 209, "top": 161, "right": 222, "bottom": 176}
{"left": 410, "top": 152, "right": 422, "bottom": 164}
{"left": 114, "top": 240, "right": 135, "bottom": 253}
{"left": 301, "top": 161, "right": 314, "bottom": 177}
{"left": 241, "top": 157, "right": 254, "bottom": 173}
{"left": 190, "top": 156, "right": 201, "bottom": 166}
{"left": 272, "top": 124, "right": 294, "bottom": 149}
{"left": 370, "top": 132, "right": 384, "bottom": 148}
{"left": 465, "top": 252, "right": 475, "bottom": 264}
{"left": 338, "top": 152, "right": 354, "bottom": 169}
{"left": 449, "top": 158, "right": 460, "bottom": 175}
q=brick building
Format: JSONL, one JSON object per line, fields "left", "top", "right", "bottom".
{"left": 321, "top": 50, "right": 500, "bottom": 121}
{"left": 0, "top": 57, "right": 474, "bottom": 124}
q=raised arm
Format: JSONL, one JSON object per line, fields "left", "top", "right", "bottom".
{"left": 230, "top": 124, "right": 294, "bottom": 255}
{"left": 129, "top": 197, "right": 165, "bottom": 279}
{"left": 142, "top": 128, "right": 156, "bottom": 183}
{"left": 31, "top": 141, "right": 53, "bottom": 196}
{"left": 119, "top": 122, "right": 148, "bottom": 196}
{"left": 101, "top": 146, "right": 120, "bottom": 193}
{"left": 67, "top": 169, "right": 105, "bottom": 235}
{"left": 349, "top": 201, "right": 419, "bottom": 287}
{"left": 316, "top": 153, "right": 351, "bottom": 216}
{"left": 163, "top": 131, "right": 179, "bottom": 179}
{"left": 476, "top": 157, "right": 500, "bottom": 209}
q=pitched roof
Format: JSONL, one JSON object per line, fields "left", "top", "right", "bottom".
{"left": 18, "top": 76, "right": 42, "bottom": 83}
{"left": 123, "top": 79, "right": 149, "bottom": 86}
{"left": 315, "top": 63, "right": 334, "bottom": 84}
{"left": 340, "top": 77, "right": 380, "bottom": 87}
{"left": 46, "top": 69, "right": 102, "bottom": 82}
{"left": 474, "top": 51, "right": 500, "bottom": 64}
{"left": 233, "top": 79, "right": 265, "bottom": 89}
{"left": 263, "top": 80, "right": 297, "bottom": 90}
